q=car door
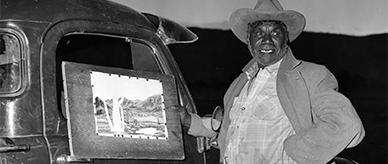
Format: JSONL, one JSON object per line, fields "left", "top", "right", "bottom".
{"left": 41, "top": 20, "right": 204, "bottom": 164}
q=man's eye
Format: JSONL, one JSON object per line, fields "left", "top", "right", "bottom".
{"left": 256, "top": 32, "right": 263, "bottom": 36}
{"left": 273, "top": 32, "right": 278, "bottom": 36}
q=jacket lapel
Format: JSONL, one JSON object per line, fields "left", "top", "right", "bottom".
{"left": 276, "top": 47, "right": 308, "bottom": 134}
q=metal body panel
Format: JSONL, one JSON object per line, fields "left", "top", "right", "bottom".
{"left": 0, "top": 21, "right": 51, "bottom": 163}
{"left": 0, "top": 21, "right": 47, "bottom": 137}
{"left": 0, "top": 0, "right": 202, "bottom": 163}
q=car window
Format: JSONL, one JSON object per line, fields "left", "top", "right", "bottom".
{"left": 0, "top": 33, "right": 22, "bottom": 94}
{"left": 56, "top": 34, "right": 162, "bottom": 73}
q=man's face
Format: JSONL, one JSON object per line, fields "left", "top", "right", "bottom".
{"left": 248, "top": 20, "right": 288, "bottom": 66}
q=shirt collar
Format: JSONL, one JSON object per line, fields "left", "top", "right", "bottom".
{"left": 244, "top": 59, "right": 282, "bottom": 80}
{"left": 265, "top": 59, "right": 282, "bottom": 75}
{"left": 244, "top": 61, "right": 259, "bottom": 80}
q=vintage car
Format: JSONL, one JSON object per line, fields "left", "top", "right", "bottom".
{"left": 0, "top": 0, "right": 208, "bottom": 163}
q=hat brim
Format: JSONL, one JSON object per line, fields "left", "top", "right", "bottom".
{"left": 230, "top": 8, "right": 306, "bottom": 43}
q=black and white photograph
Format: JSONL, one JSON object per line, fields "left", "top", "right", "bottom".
{"left": 0, "top": 0, "right": 385, "bottom": 163}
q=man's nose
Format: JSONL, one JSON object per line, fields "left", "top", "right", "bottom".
{"left": 262, "top": 34, "right": 273, "bottom": 44}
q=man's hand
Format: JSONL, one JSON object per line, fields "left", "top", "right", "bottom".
{"left": 173, "top": 105, "right": 191, "bottom": 128}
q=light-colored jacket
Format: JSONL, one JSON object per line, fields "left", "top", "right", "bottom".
{"left": 191, "top": 48, "right": 365, "bottom": 164}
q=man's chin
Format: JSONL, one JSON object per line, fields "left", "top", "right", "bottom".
{"left": 253, "top": 54, "right": 273, "bottom": 66}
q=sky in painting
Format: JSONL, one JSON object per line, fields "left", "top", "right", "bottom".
{"left": 91, "top": 71, "right": 162, "bottom": 101}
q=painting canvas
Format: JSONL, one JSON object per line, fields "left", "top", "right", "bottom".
{"left": 91, "top": 72, "right": 168, "bottom": 139}
{"left": 62, "top": 61, "right": 184, "bottom": 160}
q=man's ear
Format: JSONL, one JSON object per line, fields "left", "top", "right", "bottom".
{"left": 246, "top": 30, "right": 251, "bottom": 44}
{"left": 246, "top": 33, "right": 253, "bottom": 51}
{"left": 246, "top": 36, "right": 254, "bottom": 54}
{"left": 285, "top": 31, "right": 290, "bottom": 44}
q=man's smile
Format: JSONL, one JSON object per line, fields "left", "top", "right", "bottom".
{"left": 259, "top": 48, "right": 275, "bottom": 54}
{"left": 257, "top": 44, "right": 276, "bottom": 54}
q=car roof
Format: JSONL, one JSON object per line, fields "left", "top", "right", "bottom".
{"left": 0, "top": 0, "right": 155, "bottom": 30}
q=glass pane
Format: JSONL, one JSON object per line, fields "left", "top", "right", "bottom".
{"left": 0, "top": 33, "right": 21, "bottom": 93}
{"left": 57, "top": 34, "right": 162, "bottom": 73}
{"left": 131, "top": 41, "right": 161, "bottom": 73}
{"left": 57, "top": 34, "right": 133, "bottom": 69}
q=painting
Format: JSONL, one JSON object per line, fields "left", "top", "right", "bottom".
{"left": 62, "top": 61, "right": 184, "bottom": 160}
{"left": 91, "top": 72, "right": 168, "bottom": 139}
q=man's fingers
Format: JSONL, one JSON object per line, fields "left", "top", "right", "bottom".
{"left": 166, "top": 105, "right": 191, "bottom": 128}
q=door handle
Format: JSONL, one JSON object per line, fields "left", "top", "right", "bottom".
{"left": 0, "top": 144, "right": 30, "bottom": 153}
{"left": 0, "top": 138, "right": 30, "bottom": 153}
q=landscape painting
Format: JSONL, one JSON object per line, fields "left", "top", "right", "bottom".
{"left": 90, "top": 71, "right": 168, "bottom": 140}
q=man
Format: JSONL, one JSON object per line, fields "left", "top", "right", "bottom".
{"left": 179, "top": 0, "right": 365, "bottom": 163}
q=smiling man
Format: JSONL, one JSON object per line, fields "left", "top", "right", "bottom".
{"left": 247, "top": 20, "right": 288, "bottom": 66}
{"left": 180, "top": 0, "right": 365, "bottom": 163}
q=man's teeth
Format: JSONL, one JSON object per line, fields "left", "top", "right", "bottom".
{"left": 260, "top": 49, "right": 273, "bottom": 53}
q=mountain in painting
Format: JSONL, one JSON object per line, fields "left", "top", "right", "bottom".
{"left": 119, "top": 94, "right": 163, "bottom": 112}
{"left": 138, "top": 94, "right": 163, "bottom": 112}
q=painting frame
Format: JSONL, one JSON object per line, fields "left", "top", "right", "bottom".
{"left": 62, "top": 61, "right": 184, "bottom": 160}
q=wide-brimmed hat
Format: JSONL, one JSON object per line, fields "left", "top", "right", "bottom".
{"left": 230, "top": 0, "right": 306, "bottom": 43}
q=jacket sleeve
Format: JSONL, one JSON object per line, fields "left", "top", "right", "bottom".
{"left": 284, "top": 66, "right": 365, "bottom": 164}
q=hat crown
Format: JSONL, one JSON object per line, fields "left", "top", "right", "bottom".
{"left": 254, "top": 0, "right": 284, "bottom": 13}
{"left": 229, "top": 0, "right": 305, "bottom": 43}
